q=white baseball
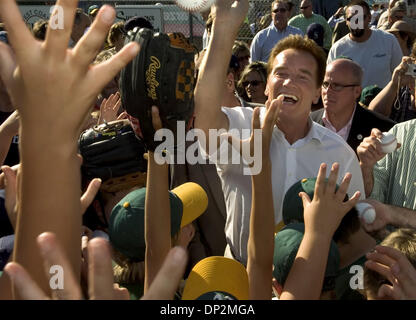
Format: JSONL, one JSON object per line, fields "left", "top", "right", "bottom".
{"left": 377, "top": 132, "right": 397, "bottom": 154}
{"left": 176, "top": 0, "right": 216, "bottom": 12}
{"left": 355, "top": 202, "right": 376, "bottom": 224}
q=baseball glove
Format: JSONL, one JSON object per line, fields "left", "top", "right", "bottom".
{"left": 78, "top": 119, "right": 147, "bottom": 182}
{"left": 120, "top": 28, "right": 196, "bottom": 151}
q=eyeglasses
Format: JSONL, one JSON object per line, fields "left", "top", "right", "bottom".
{"left": 243, "top": 80, "right": 263, "bottom": 87}
{"left": 300, "top": 5, "right": 310, "bottom": 9}
{"left": 322, "top": 81, "right": 358, "bottom": 92}
{"left": 273, "top": 8, "right": 287, "bottom": 13}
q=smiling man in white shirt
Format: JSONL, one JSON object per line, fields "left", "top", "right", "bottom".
{"left": 194, "top": 0, "right": 365, "bottom": 266}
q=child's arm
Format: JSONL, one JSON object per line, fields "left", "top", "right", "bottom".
{"left": 280, "top": 163, "right": 361, "bottom": 300}
{"left": 0, "top": 1, "right": 138, "bottom": 294}
{"left": 144, "top": 106, "right": 172, "bottom": 292}
{"left": 246, "top": 101, "right": 280, "bottom": 300}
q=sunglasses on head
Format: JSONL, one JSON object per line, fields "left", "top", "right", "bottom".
{"left": 243, "top": 80, "right": 263, "bottom": 87}
{"left": 273, "top": 8, "right": 287, "bottom": 13}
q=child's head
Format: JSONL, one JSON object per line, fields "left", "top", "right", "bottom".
{"left": 281, "top": 177, "right": 361, "bottom": 244}
{"left": 272, "top": 223, "right": 340, "bottom": 299}
{"left": 182, "top": 256, "right": 249, "bottom": 300}
{"left": 364, "top": 228, "right": 416, "bottom": 299}
{"left": 108, "top": 183, "right": 207, "bottom": 284}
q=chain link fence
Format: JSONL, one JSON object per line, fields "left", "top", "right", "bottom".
{"left": 15, "top": 0, "right": 285, "bottom": 50}
{"left": 23, "top": 0, "right": 404, "bottom": 50}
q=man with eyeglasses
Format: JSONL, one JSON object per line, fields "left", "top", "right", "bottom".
{"left": 311, "top": 58, "right": 395, "bottom": 155}
{"left": 250, "top": 0, "right": 303, "bottom": 63}
{"left": 327, "top": 0, "right": 402, "bottom": 89}
{"left": 288, "top": 0, "right": 333, "bottom": 50}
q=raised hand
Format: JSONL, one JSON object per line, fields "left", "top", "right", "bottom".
{"left": 225, "top": 100, "right": 281, "bottom": 175}
{"left": 0, "top": 0, "right": 139, "bottom": 141}
{"left": 98, "top": 92, "right": 122, "bottom": 125}
{"left": 212, "top": 0, "right": 249, "bottom": 30}
{"left": 299, "top": 162, "right": 361, "bottom": 238}
{"left": 366, "top": 245, "right": 416, "bottom": 300}
{"left": 4, "top": 232, "right": 188, "bottom": 300}
{"left": 0, "top": 0, "right": 139, "bottom": 294}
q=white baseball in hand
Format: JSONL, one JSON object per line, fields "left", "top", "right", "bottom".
{"left": 355, "top": 202, "right": 376, "bottom": 224}
{"left": 176, "top": 0, "right": 216, "bottom": 12}
{"left": 377, "top": 132, "right": 397, "bottom": 153}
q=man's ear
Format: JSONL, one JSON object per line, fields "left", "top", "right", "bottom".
{"left": 313, "top": 86, "right": 321, "bottom": 104}
{"left": 354, "top": 85, "right": 362, "bottom": 100}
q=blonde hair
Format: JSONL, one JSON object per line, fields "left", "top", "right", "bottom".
{"left": 112, "top": 248, "right": 145, "bottom": 284}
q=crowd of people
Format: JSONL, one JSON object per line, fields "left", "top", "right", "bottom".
{"left": 0, "top": 0, "right": 416, "bottom": 301}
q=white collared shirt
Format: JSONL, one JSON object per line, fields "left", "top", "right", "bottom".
{"left": 322, "top": 106, "right": 357, "bottom": 141}
{"left": 210, "top": 106, "right": 365, "bottom": 265}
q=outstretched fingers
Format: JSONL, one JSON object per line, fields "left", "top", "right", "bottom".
{"left": 89, "top": 42, "right": 139, "bottom": 95}
{"left": 73, "top": 5, "right": 116, "bottom": 70}
{"left": 44, "top": 0, "right": 78, "bottom": 58}
{"left": 87, "top": 238, "right": 117, "bottom": 300}
{"left": 4, "top": 262, "right": 49, "bottom": 300}
{"left": 313, "top": 163, "right": 327, "bottom": 198}
{"left": 37, "top": 232, "right": 82, "bottom": 300}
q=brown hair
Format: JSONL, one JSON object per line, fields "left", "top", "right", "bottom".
{"left": 271, "top": 0, "right": 291, "bottom": 11}
{"left": 267, "top": 34, "right": 327, "bottom": 86}
{"left": 232, "top": 40, "right": 250, "bottom": 57}
{"left": 107, "top": 21, "right": 125, "bottom": 48}
{"left": 238, "top": 61, "right": 268, "bottom": 87}
{"left": 32, "top": 19, "right": 48, "bottom": 41}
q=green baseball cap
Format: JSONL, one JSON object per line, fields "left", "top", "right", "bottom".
{"left": 282, "top": 177, "right": 351, "bottom": 225}
{"left": 273, "top": 223, "right": 340, "bottom": 292}
{"left": 88, "top": 5, "right": 99, "bottom": 15}
{"left": 109, "top": 188, "right": 182, "bottom": 262}
{"left": 109, "top": 183, "right": 208, "bottom": 262}
{"left": 359, "top": 85, "right": 381, "bottom": 108}
{"left": 282, "top": 177, "right": 319, "bottom": 225}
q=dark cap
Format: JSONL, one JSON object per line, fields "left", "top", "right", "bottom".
{"left": 306, "top": 23, "right": 325, "bottom": 47}
{"left": 124, "top": 16, "right": 154, "bottom": 32}
{"left": 88, "top": 5, "right": 99, "bottom": 15}
{"left": 273, "top": 223, "right": 340, "bottom": 291}
{"left": 359, "top": 85, "right": 382, "bottom": 108}
{"left": 282, "top": 177, "right": 319, "bottom": 225}
{"left": 109, "top": 183, "right": 207, "bottom": 262}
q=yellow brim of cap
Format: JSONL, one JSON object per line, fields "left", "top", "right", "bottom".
{"left": 182, "top": 256, "right": 249, "bottom": 300}
{"left": 172, "top": 182, "right": 208, "bottom": 228}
